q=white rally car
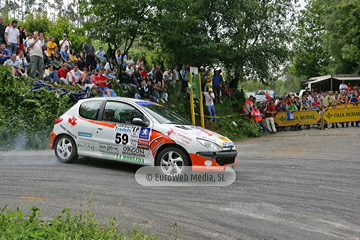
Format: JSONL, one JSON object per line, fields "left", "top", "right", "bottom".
{"left": 50, "top": 98, "right": 237, "bottom": 174}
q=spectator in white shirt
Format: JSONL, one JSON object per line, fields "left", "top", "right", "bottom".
{"left": 339, "top": 81, "right": 348, "bottom": 92}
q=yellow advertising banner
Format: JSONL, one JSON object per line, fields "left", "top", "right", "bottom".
{"left": 323, "top": 107, "right": 360, "bottom": 123}
{"left": 274, "top": 110, "right": 322, "bottom": 126}
{"left": 335, "top": 104, "right": 359, "bottom": 108}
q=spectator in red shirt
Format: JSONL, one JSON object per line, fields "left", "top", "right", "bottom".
{"left": 265, "top": 100, "right": 277, "bottom": 133}
{"left": 94, "top": 68, "right": 116, "bottom": 97}
{"left": 57, "top": 63, "right": 72, "bottom": 84}
{"left": 311, "top": 96, "right": 321, "bottom": 110}
{"left": 265, "top": 91, "right": 271, "bottom": 102}
{"left": 348, "top": 82, "right": 354, "bottom": 91}
{"left": 252, "top": 105, "right": 271, "bottom": 133}
{"left": 140, "top": 67, "right": 148, "bottom": 79}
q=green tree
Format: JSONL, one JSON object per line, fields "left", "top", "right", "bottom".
{"left": 22, "top": 12, "right": 51, "bottom": 34}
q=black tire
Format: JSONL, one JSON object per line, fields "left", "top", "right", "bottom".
{"left": 54, "top": 135, "right": 78, "bottom": 163}
{"left": 155, "top": 146, "right": 190, "bottom": 175}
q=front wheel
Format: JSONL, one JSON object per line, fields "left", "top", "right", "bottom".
{"left": 155, "top": 147, "right": 190, "bottom": 175}
{"left": 54, "top": 135, "right": 78, "bottom": 163}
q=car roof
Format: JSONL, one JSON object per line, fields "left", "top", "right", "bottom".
{"left": 79, "top": 97, "right": 151, "bottom": 105}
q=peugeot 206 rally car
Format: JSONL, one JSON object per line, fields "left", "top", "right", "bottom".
{"left": 50, "top": 98, "right": 237, "bottom": 174}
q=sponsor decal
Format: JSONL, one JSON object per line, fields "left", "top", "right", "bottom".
{"left": 138, "top": 139, "right": 150, "bottom": 149}
{"left": 122, "top": 146, "right": 146, "bottom": 157}
{"left": 100, "top": 143, "right": 119, "bottom": 154}
{"left": 68, "top": 116, "right": 78, "bottom": 126}
{"left": 78, "top": 132, "right": 92, "bottom": 138}
{"left": 151, "top": 140, "right": 165, "bottom": 153}
{"left": 165, "top": 129, "right": 192, "bottom": 146}
{"left": 139, "top": 127, "right": 151, "bottom": 140}
{"left": 135, "top": 101, "right": 155, "bottom": 105}
{"left": 77, "top": 142, "right": 94, "bottom": 151}
{"left": 200, "top": 129, "right": 213, "bottom": 136}
{"left": 114, "top": 126, "right": 132, "bottom": 132}
{"left": 130, "top": 138, "right": 138, "bottom": 147}
{"left": 60, "top": 124, "right": 77, "bottom": 139}
{"left": 218, "top": 136, "right": 229, "bottom": 142}
{"left": 131, "top": 126, "right": 140, "bottom": 137}
{"left": 101, "top": 152, "right": 144, "bottom": 163}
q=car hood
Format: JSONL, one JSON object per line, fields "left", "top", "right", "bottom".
{"left": 160, "top": 124, "right": 235, "bottom": 148}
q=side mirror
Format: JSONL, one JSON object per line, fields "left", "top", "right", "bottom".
{"left": 132, "top": 118, "right": 149, "bottom": 127}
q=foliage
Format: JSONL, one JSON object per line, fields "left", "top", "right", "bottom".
{"left": 0, "top": 206, "right": 158, "bottom": 239}
{"left": 22, "top": 12, "right": 52, "bottom": 34}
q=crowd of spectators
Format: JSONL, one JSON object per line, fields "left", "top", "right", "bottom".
{"left": 244, "top": 83, "right": 360, "bottom": 132}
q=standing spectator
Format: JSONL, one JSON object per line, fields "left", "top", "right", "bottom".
{"left": 265, "top": 91, "right": 271, "bottom": 102}
{"left": 152, "top": 81, "right": 168, "bottom": 103}
{"left": 16, "top": 50, "right": 28, "bottom": 75}
{"left": 311, "top": 96, "right": 321, "bottom": 110}
{"left": 339, "top": 81, "right": 348, "bottom": 92}
{"left": 243, "top": 96, "right": 254, "bottom": 119}
{"left": 204, "top": 69, "right": 212, "bottom": 92}
{"left": 0, "top": 43, "right": 11, "bottom": 64}
{"left": 265, "top": 100, "right": 277, "bottom": 133}
{"left": 203, "top": 88, "right": 217, "bottom": 122}
{"left": 115, "top": 50, "right": 122, "bottom": 65}
{"left": 319, "top": 92, "right": 330, "bottom": 108}
{"left": 286, "top": 101, "right": 299, "bottom": 131}
{"left": 83, "top": 38, "right": 95, "bottom": 70}
{"left": 180, "top": 65, "right": 188, "bottom": 93}
{"left": 347, "top": 82, "right": 354, "bottom": 91}
{"left": 252, "top": 105, "right": 271, "bottom": 133}
{"left": 28, "top": 31, "right": 43, "bottom": 78}
{"left": 212, "top": 69, "right": 223, "bottom": 104}
{"left": 126, "top": 55, "right": 134, "bottom": 65}
{"left": 162, "top": 69, "right": 173, "bottom": 88}
{"left": 0, "top": 16, "right": 6, "bottom": 44}
{"left": 200, "top": 66, "right": 206, "bottom": 91}
{"left": 4, "top": 20, "right": 20, "bottom": 54}
{"left": 172, "top": 66, "right": 180, "bottom": 84}
{"left": 276, "top": 98, "right": 287, "bottom": 112}
{"left": 95, "top": 46, "right": 107, "bottom": 62}
{"left": 17, "top": 26, "right": 26, "bottom": 53}
{"left": 47, "top": 37, "right": 57, "bottom": 61}
{"left": 59, "top": 34, "right": 71, "bottom": 53}
{"left": 126, "top": 63, "right": 137, "bottom": 86}
{"left": 23, "top": 33, "right": 32, "bottom": 50}
{"left": 155, "top": 66, "right": 163, "bottom": 84}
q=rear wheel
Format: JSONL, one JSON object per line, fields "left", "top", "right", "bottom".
{"left": 54, "top": 135, "right": 78, "bottom": 163}
{"left": 155, "top": 147, "right": 190, "bottom": 175}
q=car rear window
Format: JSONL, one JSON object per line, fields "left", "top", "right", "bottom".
{"left": 79, "top": 100, "right": 102, "bottom": 120}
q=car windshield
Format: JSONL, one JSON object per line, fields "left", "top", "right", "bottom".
{"left": 141, "top": 104, "right": 191, "bottom": 125}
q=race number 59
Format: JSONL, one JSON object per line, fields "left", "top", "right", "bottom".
{"left": 115, "top": 133, "right": 129, "bottom": 145}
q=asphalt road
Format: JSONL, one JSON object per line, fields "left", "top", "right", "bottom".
{"left": 1, "top": 128, "right": 360, "bottom": 239}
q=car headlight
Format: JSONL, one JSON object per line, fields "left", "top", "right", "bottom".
{"left": 197, "top": 138, "right": 223, "bottom": 150}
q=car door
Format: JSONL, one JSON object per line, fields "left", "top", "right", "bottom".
{"left": 92, "top": 100, "right": 153, "bottom": 165}
{"left": 76, "top": 99, "right": 103, "bottom": 156}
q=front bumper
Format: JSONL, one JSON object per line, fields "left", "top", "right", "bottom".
{"left": 190, "top": 150, "right": 237, "bottom": 171}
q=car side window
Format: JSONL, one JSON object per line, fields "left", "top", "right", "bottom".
{"left": 102, "top": 101, "right": 145, "bottom": 124}
{"left": 79, "top": 100, "right": 102, "bottom": 120}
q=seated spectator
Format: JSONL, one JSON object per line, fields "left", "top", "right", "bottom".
{"left": 4, "top": 53, "right": 22, "bottom": 76}
{"left": 252, "top": 105, "right": 271, "bottom": 133}
{"left": 51, "top": 46, "right": 62, "bottom": 69}
{"left": 24, "top": 47, "right": 31, "bottom": 62}
{"left": 125, "top": 82, "right": 141, "bottom": 99}
{"left": 0, "top": 43, "right": 11, "bottom": 64}
{"left": 300, "top": 95, "right": 310, "bottom": 111}
{"left": 69, "top": 64, "right": 86, "bottom": 88}
{"left": 145, "top": 79, "right": 157, "bottom": 102}
{"left": 152, "top": 81, "right": 168, "bottom": 103}
{"left": 104, "top": 57, "right": 116, "bottom": 78}
{"left": 96, "top": 59, "right": 104, "bottom": 70}
{"left": 126, "top": 63, "right": 138, "bottom": 87}
{"left": 95, "top": 46, "right": 107, "bottom": 62}
{"left": 77, "top": 50, "right": 86, "bottom": 70}
{"left": 222, "top": 82, "right": 234, "bottom": 98}
{"left": 57, "top": 63, "right": 71, "bottom": 84}
{"left": 140, "top": 67, "right": 148, "bottom": 79}
{"left": 60, "top": 45, "right": 72, "bottom": 69}
{"left": 69, "top": 48, "right": 78, "bottom": 66}
{"left": 94, "top": 68, "right": 117, "bottom": 97}
{"left": 43, "top": 64, "right": 59, "bottom": 84}
{"left": 16, "top": 50, "right": 28, "bottom": 76}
